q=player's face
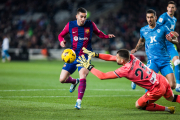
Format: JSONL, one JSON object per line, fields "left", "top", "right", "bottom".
{"left": 146, "top": 13, "right": 156, "bottom": 27}
{"left": 76, "top": 12, "right": 87, "bottom": 26}
{"left": 167, "top": 4, "right": 176, "bottom": 16}
{"left": 116, "top": 54, "right": 124, "bottom": 65}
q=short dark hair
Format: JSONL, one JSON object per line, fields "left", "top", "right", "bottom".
{"left": 77, "top": 7, "right": 87, "bottom": 14}
{"left": 146, "top": 9, "right": 156, "bottom": 16}
{"left": 117, "top": 49, "right": 130, "bottom": 61}
{"left": 168, "top": 1, "right": 176, "bottom": 7}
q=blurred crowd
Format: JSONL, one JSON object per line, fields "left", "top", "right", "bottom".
{"left": 0, "top": 0, "right": 91, "bottom": 49}
{"left": 0, "top": 0, "right": 180, "bottom": 52}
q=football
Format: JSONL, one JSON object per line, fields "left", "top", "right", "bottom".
{"left": 61, "top": 49, "right": 76, "bottom": 63}
{"left": 170, "top": 31, "right": 179, "bottom": 37}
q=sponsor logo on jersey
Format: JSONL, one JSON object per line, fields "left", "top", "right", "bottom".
{"left": 150, "top": 36, "right": 157, "bottom": 43}
{"left": 85, "top": 29, "right": 90, "bottom": 34}
{"left": 144, "top": 32, "right": 148, "bottom": 35}
{"left": 73, "top": 36, "right": 88, "bottom": 41}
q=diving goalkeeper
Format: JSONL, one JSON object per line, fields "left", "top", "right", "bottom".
{"left": 76, "top": 47, "right": 180, "bottom": 114}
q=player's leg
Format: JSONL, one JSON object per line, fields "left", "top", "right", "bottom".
{"left": 136, "top": 79, "right": 175, "bottom": 114}
{"left": 2, "top": 50, "right": 6, "bottom": 62}
{"left": 59, "top": 70, "right": 75, "bottom": 83}
{"left": 163, "top": 77, "right": 180, "bottom": 103}
{"left": 75, "top": 67, "right": 89, "bottom": 109}
{"left": 164, "top": 73, "right": 176, "bottom": 89}
{"left": 59, "top": 63, "right": 79, "bottom": 92}
{"left": 167, "top": 45, "right": 180, "bottom": 91}
{"left": 160, "top": 61, "right": 176, "bottom": 89}
{"left": 4, "top": 50, "right": 11, "bottom": 61}
{"left": 172, "top": 56, "right": 180, "bottom": 92}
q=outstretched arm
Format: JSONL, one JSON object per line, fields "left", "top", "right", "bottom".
{"left": 131, "top": 37, "right": 145, "bottom": 54}
{"left": 82, "top": 47, "right": 116, "bottom": 61}
{"left": 99, "top": 53, "right": 116, "bottom": 61}
{"left": 90, "top": 68, "right": 118, "bottom": 80}
{"left": 77, "top": 55, "right": 118, "bottom": 80}
{"left": 92, "top": 22, "right": 115, "bottom": 39}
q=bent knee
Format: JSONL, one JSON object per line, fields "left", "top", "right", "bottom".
{"left": 59, "top": 77, "right": 66, "bottom": 83}
{"left": 169, "top": 82, "right": 176, "bottom": 90}
{"left": 171, "top": 84, "right": 176, "bottom": 90}
{"left": 135, "top": 101, "right": 141, "bottom": 109}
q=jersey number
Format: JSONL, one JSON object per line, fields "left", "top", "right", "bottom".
{"left": 135, "top": 68, "right": 143, "bottom": 80}
{"left": 135, "top": 62, "right": 151, "bottom": 80}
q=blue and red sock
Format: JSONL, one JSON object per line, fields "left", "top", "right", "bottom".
{"left": 78, "top": 78, "right": 86, "bottom": 100}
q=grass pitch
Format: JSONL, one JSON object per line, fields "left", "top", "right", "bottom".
{"left": 0, "top": 60, "right": 180, "bottom": 120}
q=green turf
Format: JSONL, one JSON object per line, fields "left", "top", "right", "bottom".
{"left": 0, "top": 60, "right": 180, "bottom": 120}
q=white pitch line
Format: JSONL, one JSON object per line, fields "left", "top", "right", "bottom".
{"left": 0, "top": 95, "right": 141, "bottom": 98}
{"left": 0, "top": 89, "right": 143, "bottom": 92}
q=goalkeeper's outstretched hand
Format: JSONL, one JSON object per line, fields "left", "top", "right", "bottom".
{"left": 82, "top": 47, "right": 99, "bottom": 58}
{"left": 76, "top": 55, "right": 94, "bottom": 71}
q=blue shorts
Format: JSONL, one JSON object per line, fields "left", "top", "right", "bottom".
{"left": 147, "top": 59, "right": 173, "bottom": 76}
{"left": 2, "top": 50, "right": 10, "bottom": 58}
{"left": 62, "top": 55, "right": 89, "bottom": 74}
{"left": 167, "top": 44, "right": 179, "bottom": 60}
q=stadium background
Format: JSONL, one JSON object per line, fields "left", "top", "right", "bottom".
{"left": 0, "top": 0, "right": 180, "bottom": 61}
{"left": 1, "top": 0, "right": 180, "bottom": 119}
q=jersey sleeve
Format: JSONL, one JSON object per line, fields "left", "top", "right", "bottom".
{"left": 157, "top": 14, "right": 166, "bottom": 25}
{"left": 114, "top": 66, "right": 128, "bottom": 78}
{"left": 140, "top": 28, "right": 144, "bottom": 39}
{"left": 90, "top": 68, "right": 118, "bottom": 80}
{"left": 99, "top": 53, "right": 116, "bottom": 61}
{"left": 92, "top": 22, "right": 109, "bottom": 39}
{"left": 58, "top": 22, "right": 69, "bottom": 43}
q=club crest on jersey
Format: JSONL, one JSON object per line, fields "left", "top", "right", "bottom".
{"left": 74, "top": 36, "right": 78, "bottom": 41}
{"left": 157, "top": 29, "right": 160, "bottom": 33}
{"left": 85, "top": 29, "right": 90, "bottom": 34}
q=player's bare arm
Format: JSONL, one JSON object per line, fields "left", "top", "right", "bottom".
{"left": 166, "top": 31, "right": 179, "bottom": 44}
{"left": 131, "top": 37, "right": 145, "bottom": 54}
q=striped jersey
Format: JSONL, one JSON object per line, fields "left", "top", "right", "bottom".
{"left": 58, "top": 20, "right": 109, "bottom": 57}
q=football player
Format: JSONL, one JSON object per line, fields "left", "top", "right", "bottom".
{"left": 157, "top": 1, "right": 180, "bottom": 92}
{"left": 58, "top": 7, "right": 115, "bottom": 109}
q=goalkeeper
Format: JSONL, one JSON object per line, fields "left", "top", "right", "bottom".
{"left": 77, "top": 47, "right": 180, "bottom": 114}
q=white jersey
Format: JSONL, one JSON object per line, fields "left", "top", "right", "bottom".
{"left": 2, "top": 37, "right": 9, "bottom": 50}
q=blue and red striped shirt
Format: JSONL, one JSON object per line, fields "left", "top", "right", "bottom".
{"left": 58, "top": 20, "right": 109, "bottom": 57}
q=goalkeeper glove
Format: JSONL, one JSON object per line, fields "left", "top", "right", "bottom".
{"left": 82, "top": 47, "right": 99, "bottom": 58}
{"left": 76, "top": 55, "right": 94, "bottom": 71}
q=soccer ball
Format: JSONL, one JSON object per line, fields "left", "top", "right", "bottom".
{"left": 61, "top": 49, "right": 76, "bottom": 63}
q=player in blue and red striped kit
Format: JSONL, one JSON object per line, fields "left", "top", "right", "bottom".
{"left": 58, "top": 7, "right": 115, "bottom": 109}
